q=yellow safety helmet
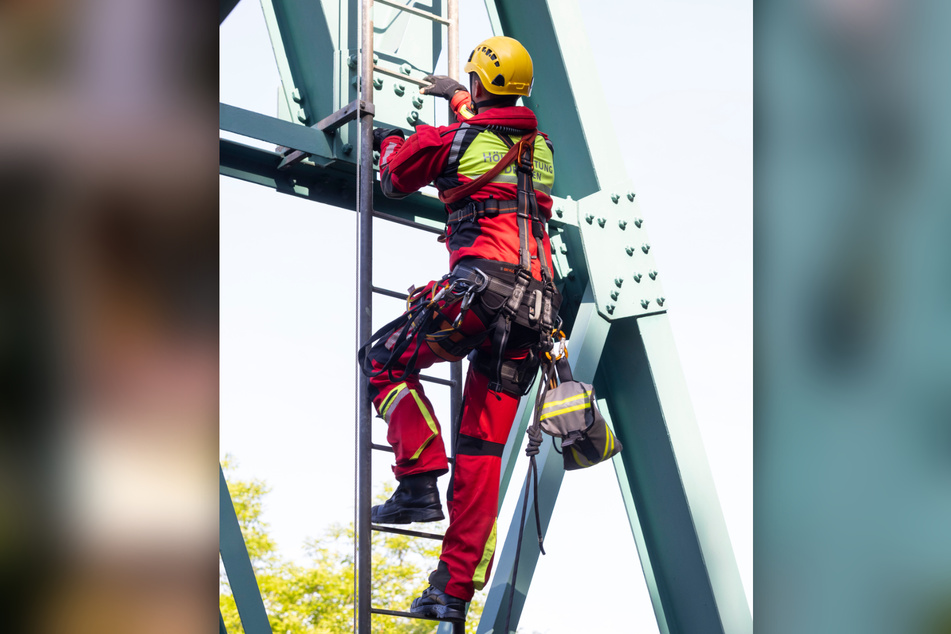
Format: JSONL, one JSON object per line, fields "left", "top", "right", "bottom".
{"left": 464, "top": 36, "right": 533, "bottom": 98}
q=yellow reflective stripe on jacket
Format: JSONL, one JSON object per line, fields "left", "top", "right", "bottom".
{"left": 472, "top": 520, "right": 498, "bottom": 591}
{"left": 409, "top": 389, "right": 439, "bottom": 461}
{"left": 379, "top": 383, "right": 408, "bottom": 421}
{"left": 457, "top": 130, "right": 554, "bottom": 194}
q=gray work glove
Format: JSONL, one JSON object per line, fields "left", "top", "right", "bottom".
{"left": 420, "top": 75, "right": 466, "bottom": 100}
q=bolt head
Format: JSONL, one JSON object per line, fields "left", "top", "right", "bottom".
{"left": 618, "top": 220, "right": 627, "bottom": 230}
{"left": 406, "top": 111, "right": 420, "bottom": 124}
{"left": 611, "top": 193, "right": 620, "bottom": 204}
{"left": 634, "top": 218, "right": 643, "bottom": 228}
{"left": 633, "top": 273, "right": 642, "bottom": 283}
{"left": 559, "top": 245, "right": 568, "bottom": 254}
{"left": 625, "top": 246, "right": 635, "bottom": 256}
{"left": 641, "top": 244, "right": 650, "bottom": 254}
{"left": 400, "top": 63, "right": 412, "bottom": 75}
{"left": 614, "top": 277, "right": 624, "bottom": 288}
{"left": 394, "top": 83, "right": 406, "bottom": 96}
{"left": 627, "top": 192, "right": 636, "bottom": 201}
{"left": 555, "top": 208, "right": 563, "bottom": 217}
{"left": 412, "top": 95, "right": 424, "bottom": 109}
{"left": 611, "top": 291, "right": 619, "bottom": 301}
{"left": 657, "top": 297, "right": 666, "bottom": 306}
{"left": 641, "top": 299, "right": 650, "bottom": 309}
{"left": 373, "top": 77, "right": 384, "bottom": 89}
{"left": 585, "top": 214, "right": 594, "bottom": 224}
{"left": 606, "top": 304, "right": 616, "bottom": 314}
{"left": 649, "top": 270, "right": 658, "bottom": 280}
{"left": 342, "top": 143, "right": 353, "bottom": 155}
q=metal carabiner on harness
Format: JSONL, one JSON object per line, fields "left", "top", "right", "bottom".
{"left": 450, "top": 266, "right": 489, "bottom": 330}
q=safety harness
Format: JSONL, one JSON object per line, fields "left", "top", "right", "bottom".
{"left": 441, "top": 127, "right": 560, "bottom": 392}
{"left": 360, "top": 125, "right": 562, "bottom": 395}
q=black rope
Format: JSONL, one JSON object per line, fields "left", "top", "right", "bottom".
{"left": 504, "top": 361, "right": 554, "bottom": 633}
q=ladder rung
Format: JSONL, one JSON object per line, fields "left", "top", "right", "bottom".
{"left": 372, "top": 210, "right": 444, "bottom": 235}
{"left": 372, "top": 286, "right": 409, "bottom": 300}
{"left": 374, "top": 0, "right": 451, "bottom": 25}
{"left": 370, "top": 607, "right": 455, "bottom": 623}
{"left": 372, "top": 443, "right": 454, "bottom": 463}
{"left": 371, "top": 524, "right": 445, "bottom": 540}
{"left": 372, "top": 64, "right": 432, "bottom": 88}
{"left": 419, "top": 374, "right": 456, "bottom": 387}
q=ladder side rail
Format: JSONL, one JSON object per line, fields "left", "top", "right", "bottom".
{"left": 355, "top": 0, "right": 376, "bottom": 632}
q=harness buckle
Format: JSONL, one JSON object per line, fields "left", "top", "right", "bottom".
{"left": 480, "top": 198, "right": 500, "bottom": 219}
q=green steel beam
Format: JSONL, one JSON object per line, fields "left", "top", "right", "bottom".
{"left": 221, "top": 103, "right": 336, "bottom": 163}
{"left": 596, "top": 315, "right": 752, "bottom": 634}
{"left": 596, "top": 399, "right": 672, "bottom": 634}
{"left": 220, "top": 465, "right": 274, "bottom": 634}
{"left": 220, "top": 136, "right": 446, "bottom": 232}
{"left": 260, "top": 0, "right": 340, "bottom": 130}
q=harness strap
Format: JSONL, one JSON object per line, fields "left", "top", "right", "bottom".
{"left": 446, "top": 199, "right": 519, "bottom": 225}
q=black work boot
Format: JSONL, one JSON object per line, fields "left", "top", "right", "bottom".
{"left": 370, "top": 473, "right": 444, "bottom": 524}
{"left": 410, "top": 585, "right": 466, "bottom": 623}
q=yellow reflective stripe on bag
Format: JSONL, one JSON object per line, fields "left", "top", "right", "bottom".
{"left": 541, "top": 390, "right": 590, "bottom": 410}
{"left": 539, "top": 401, "right": 589, "bottom": 422}
{"left": 539, "top": 390, "right": 592, "bottom": 422}
{"left": 602, "top": 427, "right": 615, "bottom": 460}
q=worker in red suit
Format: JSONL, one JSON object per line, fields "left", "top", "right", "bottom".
{"left": 360, "top": 35, "right": 560, "bottom": 624}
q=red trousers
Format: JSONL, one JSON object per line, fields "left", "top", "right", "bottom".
{"left": 366, "top": 278, "right": 528, "bottom": 601}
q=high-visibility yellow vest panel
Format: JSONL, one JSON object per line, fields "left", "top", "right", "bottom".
{"left": 457, "top": 131, "right": 554, "bottom": 196}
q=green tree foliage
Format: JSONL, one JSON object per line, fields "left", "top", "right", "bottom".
{"left": 220, "top": 460, "right": 484, "bottom": 634}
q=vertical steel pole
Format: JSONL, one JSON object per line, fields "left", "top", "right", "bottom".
{"left": 356, "top": 1, "right": 375, "bottom": 633}
{"left": 447, "top": 0, "right": 459, "bottom": 80}
{"left": 446, "top": 0, "right": 459, "bottom": 123}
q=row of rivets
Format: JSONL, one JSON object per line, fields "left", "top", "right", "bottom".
{"left": 606, "top": 296, "right": 665, "bottom": 314}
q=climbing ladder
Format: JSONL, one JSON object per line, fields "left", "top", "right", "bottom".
{"left": 351, "top": 2, "right": 470, "bottom": 632}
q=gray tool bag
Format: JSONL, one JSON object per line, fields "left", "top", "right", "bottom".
{"left": 537, "top": 355, "right": 622, "bottom": 470}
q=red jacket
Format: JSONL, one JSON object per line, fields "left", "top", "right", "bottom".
{"left": 378, "top": 106, "right": 555, "bottom": 279}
